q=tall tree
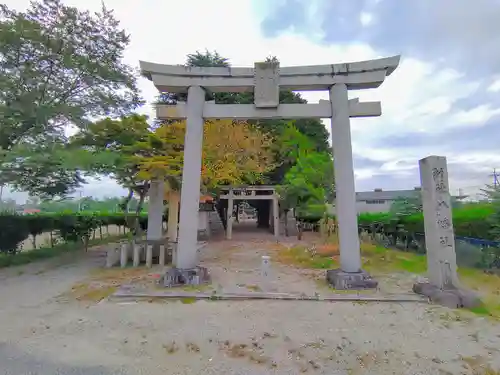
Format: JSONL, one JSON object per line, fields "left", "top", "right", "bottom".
{"left": 277, "top": 124, "right": 334, "bottom": 226}
{"left": 70, "top": 114, "right": 152, "bottom": 214}
{"left": 0, "top": 0, "right": 143, "bottom": 197}
{"left": 155, "top": 50, "right": 330, "bottom": 182}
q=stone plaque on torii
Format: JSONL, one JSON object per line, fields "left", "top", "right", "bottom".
{"left": 140, "top": 55, "right": 400, "bottom": 288}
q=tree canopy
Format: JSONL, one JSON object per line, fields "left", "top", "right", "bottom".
{"left": 0, "top": 0, "right": 142, "bottom": 197}
{"left": 155, "top": 50, "right": 331, "bottom": 187}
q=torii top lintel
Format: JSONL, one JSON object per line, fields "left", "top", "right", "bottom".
{"left": 139, "top": 55, "right": 401, "bottom": 96}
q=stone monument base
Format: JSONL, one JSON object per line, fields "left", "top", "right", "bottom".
{"left": 326, "top": 269, "right": 378, "bottom": 290}
{"left": 160, "top": 266, "right": 211, "bottom": 287}
{"left": 413, "top": 282, "right": 481, "bottom": 309}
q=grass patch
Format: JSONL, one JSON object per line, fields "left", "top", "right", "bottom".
{"left": 275, "top": 244, "right": 339, "bottom": 269}
{"left": 66, "top": 282, "right": 117, "bottom": 302}
{"left": 245, "top": 284, "right": 262, "bottom": 292}
{"left": 0, "top": 235, "right": 127, "bottom": 269}
{"left": 180, "top": 297, "right": 197, "bottom": 304}
{"left": 458, "top": 268, "right": 500, "bottom": 318}
{"left": 276, "top": 235, "right": 500, "bottom": 318}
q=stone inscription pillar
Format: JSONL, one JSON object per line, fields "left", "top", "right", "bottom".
{"left": 419, "top": 156, "right": 460, "bottom": 289}
{"left": 329, "top": 83, "right": 362, "bottom": 273}
{"left": 176, "top": 86, "right": 205, "bottom": 269}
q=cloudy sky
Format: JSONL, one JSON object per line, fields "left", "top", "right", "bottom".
{"left": 3, "top": 0, "right": 500, "bottom": 202}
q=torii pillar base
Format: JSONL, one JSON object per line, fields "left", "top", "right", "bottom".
{"left": 326, "top": 269, "right": 378, "bottom": 290}
{"left": 160, "top": 266, "right": 211, "bottom": 287}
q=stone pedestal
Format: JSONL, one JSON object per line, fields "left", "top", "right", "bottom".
{"left": 413, "top": 156, "right": 480, "bottom": 308}
{"left": 413, "top": 282, "right": 480, "bottom": 309}
{"left": 326, "top": 269, "right": 378, "bottom": 289}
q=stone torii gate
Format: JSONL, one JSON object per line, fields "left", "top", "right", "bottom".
{"left": 140, "top": 56, "right": 400, "bottom": 288}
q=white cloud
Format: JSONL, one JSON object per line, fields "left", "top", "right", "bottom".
{"left": 360, "top": 12, "right": 374, "bottom": 26}
{"left": 451, "top": 104, "right": 500, "bottom": 125}
{"left": 2, "top": 0, "right": 496, "bottom": 202}
{"left": 487, "top": 77, "right": 500, "bottom": 92}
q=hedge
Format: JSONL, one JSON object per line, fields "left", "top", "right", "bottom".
{"left": 0, "top": 211, "right": 167, "bottom": 254}
{"left": 296, "top": 204, "right": 500, "bottom": 268}
{"left": 297, "top": 204, "right": 498, "bottom": 241}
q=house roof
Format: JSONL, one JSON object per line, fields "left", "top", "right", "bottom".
{"left": 356, "top": 189, "right": 420, "bottom": 201}
{"left": 356, "top": 189, "right": 468, "bottom": 201}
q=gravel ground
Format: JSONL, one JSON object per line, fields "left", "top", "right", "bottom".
{"left": 1, "top": 232, "right": 500, "bottom": 375}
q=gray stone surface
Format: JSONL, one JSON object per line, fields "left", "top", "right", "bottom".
{"left": 326, "top": 268, "right": 378, "bottom": 290}
{"left": 413, "top": 282, "right": 482, "bottom": 309}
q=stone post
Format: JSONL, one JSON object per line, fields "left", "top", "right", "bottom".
{"left": 273, "top": 196, "right": 279, "bottom": 237}
{"left": 176, "top": 86, "right": 205, "bottom": 269}
{"left": 120, "top": 243, "right": 128, "bottom": 268}
{"left": 167, "top": 191, "right": 180, "bottom": 242}
{"left": 261, "top": 255, "right": 271, "bottom": 291}
{"left": 159, "top": 244, "right": 166, "bottom": 266}
{"left": 419, "top": 156, "right": 459, "bottom": 288}
{"left": 133, "top": 242, "right": 141, "bottom": 267}
{"left": 226, "top": 193, "right": 234, "bottom": 240}
{"left": 146, "top": 244, "right": 153, "bottom": 268}
{"left": 147, "top": 179, "right": 165, "bottom": 242}
{"left": 329, "top": 83, "right": 361, "bottom": 273}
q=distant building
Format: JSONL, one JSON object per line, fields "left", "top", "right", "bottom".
{"left": 328, "top": 187, "right": 468, "bottom": 214}
{"left": 13, "top": 205, "right": 41, "bottom": 215}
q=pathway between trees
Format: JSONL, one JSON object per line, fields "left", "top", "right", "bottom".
{"left": 0, "top": 231, "right": 500, "bottom": 375}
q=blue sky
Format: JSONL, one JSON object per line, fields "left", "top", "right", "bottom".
{"left": 3, "top": 0, "right": 500, "bottom": 202}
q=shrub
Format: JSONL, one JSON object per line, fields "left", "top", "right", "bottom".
{"left": 0, "top": 211, "right": 166, "bottom": 254}
{"left": 0, "top": 213, "right": 30, "bottom": 254}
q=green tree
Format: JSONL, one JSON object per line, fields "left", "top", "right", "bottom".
{"left": 70, "top": 114, "right": 153, "bottom": 233}
{"left": 0, "top": 0, "right": 143, "bottom": 197}
{"left": 390, "top": 196, "right": 423, "bottom": 217}
{"left": 186, "top": 50, "right": 229, "bottom": 67}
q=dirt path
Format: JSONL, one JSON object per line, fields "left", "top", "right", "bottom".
{"left": 1, "top": 236, "right": 500, "bottom": 374}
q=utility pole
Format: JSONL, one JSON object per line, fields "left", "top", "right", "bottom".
{"left": 490, "top": 168, "right": 499, "bottom": 188}
{"left": 77, "top": 191, "right": 83, "bottom": 211}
